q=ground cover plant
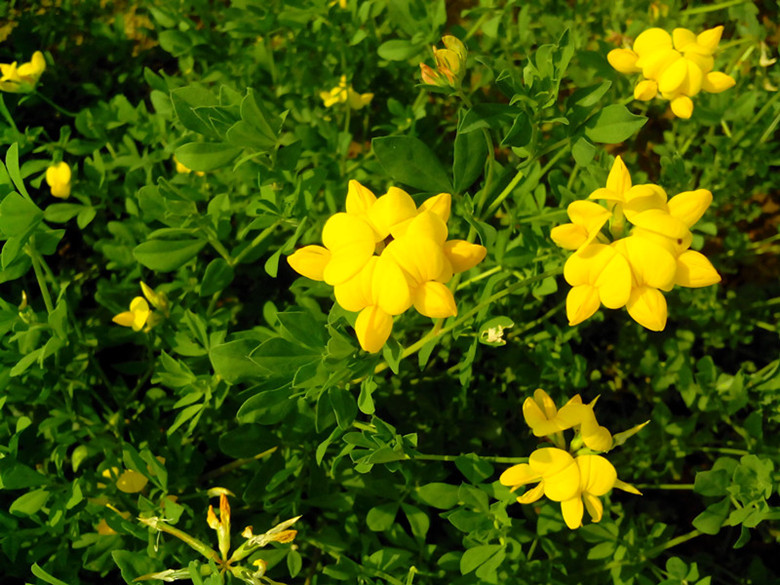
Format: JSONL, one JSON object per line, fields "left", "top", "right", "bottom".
{"left": 0, "top": 0, "right": 779, "bottom": 583}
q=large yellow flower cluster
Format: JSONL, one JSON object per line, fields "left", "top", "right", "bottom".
{"left": 608, "top": 26, "right": 735, "bottom": 118}
{"left": 500, "top": 389, "right": 641, "bottom": 530}
{"left": 287, "top": 180, "right": 487, "bottom": 353}
{"left": 551, "top": 156, "right": 720, "bottom": 331}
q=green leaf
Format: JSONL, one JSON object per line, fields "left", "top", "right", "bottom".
{"left": 328, "top": 387, "right": 357, "bottom": 430}
{"left": 200, "top": 258, "right": 234, "bottom": 296}
{"left": 209, "top": 339, "right": 265, "bottom": 384}
{"left": 455, "top": 454, "right": 494, "bottom": 484}
{"left": 692, "top": 497, "right": 730, "bottom": 535}
{"left": 358, "top": 378, "right": 377, "bottom": 415}
{"left": 0, "top": 191, "right": 43, "bottom": 237}
{"left": 174, "top": 142, "right": 242, "bottom": 172}
{"left": 416, "top": 482, "right": 459, "bottom": 509}
{"left": 9, "top": 488, "right": 49, "bottom": 516}
{"left": 453, "top": 127, "right": 487, "bottom": 194}
{"left": 43, "top": 203, "right": 83, "bottom": 223}
{"left": 287, "top": 549, "right": 303, "bottom": 579}
{"left": 218, "top": 425, "right": 276, "bottom": 458}
{"left": 372, "top": 136, "right": 453, "bottom": 193}
{"left": 112, "top": 550, "right": 160, "bottom": 584}
{"left": 460, "top": 104, "right": 517, "bottom": 134}
{"left": 460, "top": 544, "right": 502, "bottom": 575}
{"left": 133, "top": 238, "right": 206, "bottom": 272}
{"left": 237, "top": 386, "right": 295, "bottom": 425}
{"left": 377, "top": 39, "right": 422, "bottom": 61}
{"left": 250, "top": 338, "right": 321, "bottom": 374}
{"left": 5, "top": 143, "right": 30, "bottom": 200}
{"left": 366, "top": 503, "right": 398, "bottom": 531}
{"left": 572, "top": 136, "right": 597, "bottom": 167}
{"left": 31, "top": 564, "right": 70, "bottom": 585}
{"left": 0, "top": 458, "right": 48, "bottom": 489}
{"left": 584, "top": 104, "right": 647, "bottom": 144}
{"left": 401, "top": 503, "right": 430, "bottom": 540}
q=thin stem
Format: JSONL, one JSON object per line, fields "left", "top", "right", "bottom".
{"left": 209, "top": 238, "right": 233, "bottom": 264}
{"left": 634, "top": 483, "right": 694, "bottom": 490}
{"left": 0, "top": 94, "right": 20, "bottom": 133}
{"left": 680, "top": 0, "right": 747, "bottom": 14}
{"left": 456, "top": 265, "right": 501, "bottom": 290}
{"left": 199, "top": 447, "right": 278, "bottom": 483}
{"left": 644, "top": 529, "right": 701, "bottom": 558}
{"left": 484, "top": 168, "right": 524, "bottom": 218}
{"left": 32, "top": 90, "right": 78, "bottom": 117}
{"left": 373, "top": 268, "right": 562, "bottom": 375}
{"left": 231, "top": 220, "right": 281, "bottom": 266}
{"left": 28, "top": 245, "right": 55, "bottom": 314}
{"left": 407, "top": 452, "right": 529, "bottom": 464}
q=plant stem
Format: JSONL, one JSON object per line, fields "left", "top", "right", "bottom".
{"left": 27, "top": 244, "right": 55, "bottom": 314}
{"left": 634, "top": 483, "right": 694, "bottom": 490}
{"left": 680, "top": 0, "right": 747, "bottom": 14}
{"left": 231, "top": 220, "right": 281, "bottom": 266}
{"left": 199, "top": 446, "right": 278, "bottom": 483}
{"left": 407, "top": 452, "right": 529, "bottom": 464}
{"left": 373, "top": 268, "right": 562, "bottom": 375}
{"left": 32, "top": 90, "right": 78, "bottom": 117}
{"left": 644, "top": 529, "right": 701, "bottom": 558}
{"left": 209, "top": 238, "right": 233, "bottom": 264}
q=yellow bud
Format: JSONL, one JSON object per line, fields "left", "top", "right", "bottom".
{"left": 670, "top": 95, "right": 693, "bottom": 119}
{"left": 634, "top": 79, "right": 658, "bottom": 101}
{"left": 46, "top": 161, "right": 72, "bottom": 199}
{"left": 702, "top": 71, "right": 735, "bottom": 93}
{"left": 607, "top": 48, "right": 640, "bottom": 74}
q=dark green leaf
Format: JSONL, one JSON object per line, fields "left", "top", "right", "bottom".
{"left": 373, "top": 136, "right": 453, "bottom": 193}
{"left": 174, "top": 142, "right": 242, "bottom": 172}
{"left": 133, "top": 238, "right": 206, "bottom": 272}
{"left": 584, "top": 104, "right": 647, "bottom": 144}
{"left": 200, "top": 258, "right": 234, "bottom": 296}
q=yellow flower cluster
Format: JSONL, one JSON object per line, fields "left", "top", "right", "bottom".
{"left": 420, "top": 35, "right": 468, "bottom": 89}
{"left": 320, "top": 75, "right": 373, "bottom": 110}
{"left": 608, "top": 26, "right": 735, "bottom": 118}
{"left": 287, "top": 180, "right": 487, "bottom": 352}
{"left": 500, "top": 389, "right": 641, "bottom": 530}
{"left": 112, "top": 282, "right": 168, "bottom": 332}
{"left": 0, "top": 50, "right": 46, "bottom": 93}
{"left": 551, "top": 156, "right": 720, "bottom": 331}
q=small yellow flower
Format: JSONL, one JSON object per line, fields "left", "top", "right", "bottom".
{"left": 207, "top": 492, "right": 231, "bottom": 561}
{"left": 45, "top": 161, "right": 71, "bottom": 199}
{"left": 500, "top": 448, "right": 581, "bottom": 504}
{"left": 320, "top": 75, "right": 373, "bottom": 110}
{"left": 0, "top": 50, "right": 46, "bottom": 93}
{"left": 420, "top": 36, "right": 468, "bottom": 89}
{"left": 112, "top": 282, "right": 168, "bottom": 331}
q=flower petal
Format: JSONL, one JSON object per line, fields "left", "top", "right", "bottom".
{"left": 618, "top": 236, "right": 677, "bottom": 291}
{"left": 499, "top": 463, "right": 539, "bottom": 488}
{"left": 697, "top": 26, "right": 724, "bottom": 52}
{"left": 702, "top": 71, "right": 735, "bottom": 93}
{"left": 607, "top": 48, "right": 640, "bottom": 74}
{"left": 633, "top": 28, "right": 673, "bottom": 57}
{"left": 287, "top": 245, "right": 331, "bottom": 281}
{"left": 582, "top": 492, "right": 604, "bottom": 523}
{"left": 672, "top": 28, "right": 697, "bottom": 52}
{"left": 412, "top": 281, "right": 457, "bottom": 318}
{"left": 606, "top": 156, "right": 632, "bottom": 197}
{"left": 561, "top": 497, "right": 584, "bottom": 529}
{"left": 529, "top": 448, "right": 581, "bottom": 502}
{"left": 368, "top": 187, "right": 417, "bottom": 239}
{"left": 576, "top": 455, "right": 617, "bottom": 496}
{"left": 354, "top": 305, "right": 393, "bottom": 353}
{"left": 551, "top": 224, "right": 587, "bottom": 250}
{"left": 627, "top": 285, "right": 667, "bottom": 331}
{"left": 419, "top": 192, "right": 451, "bottom": 223}
{"left": 670, "top": 95, "right": 694, "bottom": 119}
{"left": 322, "top": 213, "right": 376, "bottom": 285}
{"left": 634, "top": 79, "right": 658, "bottom": 101}
{"left": 675, "top": 250, "right": 721, "bottom": 288}
{"left": 373, "top": 255, "right": 412, "bottom": 315}
{"left": 443, "top": 240, "right": 487, "bottom": 273}
{"left": 334, "top": 259, "right": 375, "bottom": 312}
{"left": 345, "top": 180, "right": 377, "bottom": 217}
{"left": 566, "top": 285, "right": 601, "bottom": 326}
{"left": 516, "top": 482, "right": 545, "bottom": 504}
{"left": 667, "top": 189, "right": 712, "bottom": 227}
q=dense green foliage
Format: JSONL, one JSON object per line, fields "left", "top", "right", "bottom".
{"left": 0, "top": 1, "right": 778, "bottom": 584}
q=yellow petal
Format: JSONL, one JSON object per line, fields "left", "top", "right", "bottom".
{"left": 523, "top": 395, "right": 561, "bottom": 437}
{"left": 627, "top": 285, "right": 667, "bottom": 331}
{"left": 576, "top": 455, "right": 617, "bottom": 496}
{"left": 384, "top": 236, "right": 445, "bottom": 286}
{"left": 354, "top": 305, "right": 393, "bottom": 353}
{"left": 638, "top": 48, "right": 681, "bottom": 81}
{"left": 419, "top": 192, "right": 451, "bottom": 223}
{"left": 116, "top": 469, "right": 149, "bottom": 494}
{"left": 606, "top": 156, "right": 632, "bottom": 197}
{"left": 582, "top": 492, "right": 604, "bottom": 523}
{"left": 561, "top": 497, "right": 584, "bottom": 529}
{"left": 683, "top": 59, "right": 704, "bottom": 96}
{"left": 668, "top": 189, "right": 712, "bottom": 227}
{"left": 368, "top": 187, "right": 417, "bottom": 239}
{"left": 672, "top": 28, "right": 697, "bottom": 52}
{"left": 697, "top": 26, "right": 724, "bottom": 52}
{"left": 404, "top": 210, "right": 448, "bottom": 245}
{"left": 593, "top": 249, "right": 632, "bottom": 309}
{"left": 658, "top": 57, "right": 690, "bottom": 94}
{"left": 555, "top": 400, "right": 590, "bottom": 429}
{"left": 322, "top": 213, "right": 376, "bottom": 285}
{"left": 412, "top": 281, "right": 457, "bottom": 318}
{"left": 373, "top": 255, "right": 412, "bottom": 315}
{"left": 628, "top": 209, "right": 689, "bottom": 241}
{"left": 516, "top": 482, "right": 545, "bottom": 504}
{"left": 569, "top": 200, "right": 612, "bottom": 234}
{"left": 634, "top": 79, "right": 658, "bottom": 101}
{"left": 499, "top": 463, "right": 539, "bottom": 488}
{"left": 566, "top": 285, "right": 600, "bottom": 326}
{"left": 533, "top": 388, "right": 557, "bottom": 419}
{"left": 675, "top": 250, "right": 721, "bottom": 288}
{"left": 345, "top": 180, "right": 377, "bottom": 217}
{"left": 551, "top": 224, "right": 587, "bottom": 250}
{"left": 287, "top": 245, "right": 331, "bottom": 281}
{"left": 530, "top": 448, "right": 581, "bottom": 502}
{"left": 46, "top": 162, "right": 72, "bottom": 198}
{"left": 112, "top": 311, "right": 137, "bottom": 328}
{"left": 334, "top": 260, "right": 374, "bottom": 312}
{"left": 588, "top": 187, "right": 622, "bottom": 203}
{"left": 607, "top": 48, "right": 640, "bottom": 74}
{"left": 670, "top": 95, "right": 694, "bottom": 119}
{"left": 614, "top": 478, "right": 643, "bottom": 495}
{"left": 633, "top": 28, "right": 673, "bottom": 57}
{"left": 443, "top": 240, "right": 487, "bottom": 273}
{"left": 580, "top": 415, "right": 614, "bottom": 452}
{"left": 702, "top": 71, "right": 735, "bottom": 93}
{"left": 618, "top": 236, "right": 677, "bottom": 291}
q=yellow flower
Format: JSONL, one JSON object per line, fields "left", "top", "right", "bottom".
{"left": 320, "top": 75, "right": 373, "bottom": 110}
{"left": 207, "top": 491, "right": 232, "bottom": 561}
{"left": 287, "top": 181, "right": 486, "bottom": 352}
{"left": 500, "top": 447, "right": 581, "bottom": 504}
{"left": 553, "top": 157, "right": 720, "bottom": 330}
{"left": 112, "top": 282, "right": 168, "bottom": 331}
{"left": 607, "top": 25, "right": 735, "bottom": 119}
{"left": 420, "top": 35, "right": 468, "bottom": 89}
{"left": 45, "top": 161, "right": 71, "bottom": 199}
{"left": 0, "top": 50, "right": 46, "bottom": 93}
{"left": 559, "top": 455, "right": 641, "bottom": 529}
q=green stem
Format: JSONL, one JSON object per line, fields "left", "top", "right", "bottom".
{"left": 484, "top": 168, "right": 525, "bottom": 218}
{"left": 408, "top": 452, "right": 529, "bottom": 464}
{"left": 644, "top": 529, "right": 701, "bottom": 558}
{"left": 373, "top": 268, "right": 562, "bottom": 375}
{"left": 231, "top": 220, "right": 281, "bottom": 266}
{"left": 32, "top": 90, "right": 78, "bottom": 117}
{"left": 634, "top": 483, "right": 694, "bottom": 490}
{"left": 731, "top": 90, "right": 780, "bottom": 144}
{"left": 28, "top": 245, "right": 55, "bottom": 314}
{"left": 0, "top": 94, "right": 20, "bottom": 134}
{"left": 456, "top": 265, "right": 501, "bottom": 290}
{"left": 209, "top": 238, "right": 233, "bottom": 264}
{"left": 680, "top": 0, "right": 747, "bottom": 14}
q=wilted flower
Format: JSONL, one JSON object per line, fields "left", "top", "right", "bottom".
{"left": 420, "top": 35, "right": 468, "bottom": 89}
{"left": 287, "top": 181, "right": 486, "bottom": 352}
{"left": 45, "top": 161, "right": 71, "bottom": 199}
{"left": 320, "top": 75, "right": 373, "bottom": 110}
{"left": 0, "top": 50, "right": 46, "bottom": 93}
{"left": 553, "top": 156, "right": 720, "bottom": 330}
{"left": 608, "top": 26, "right": 735, "bottom": 118}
